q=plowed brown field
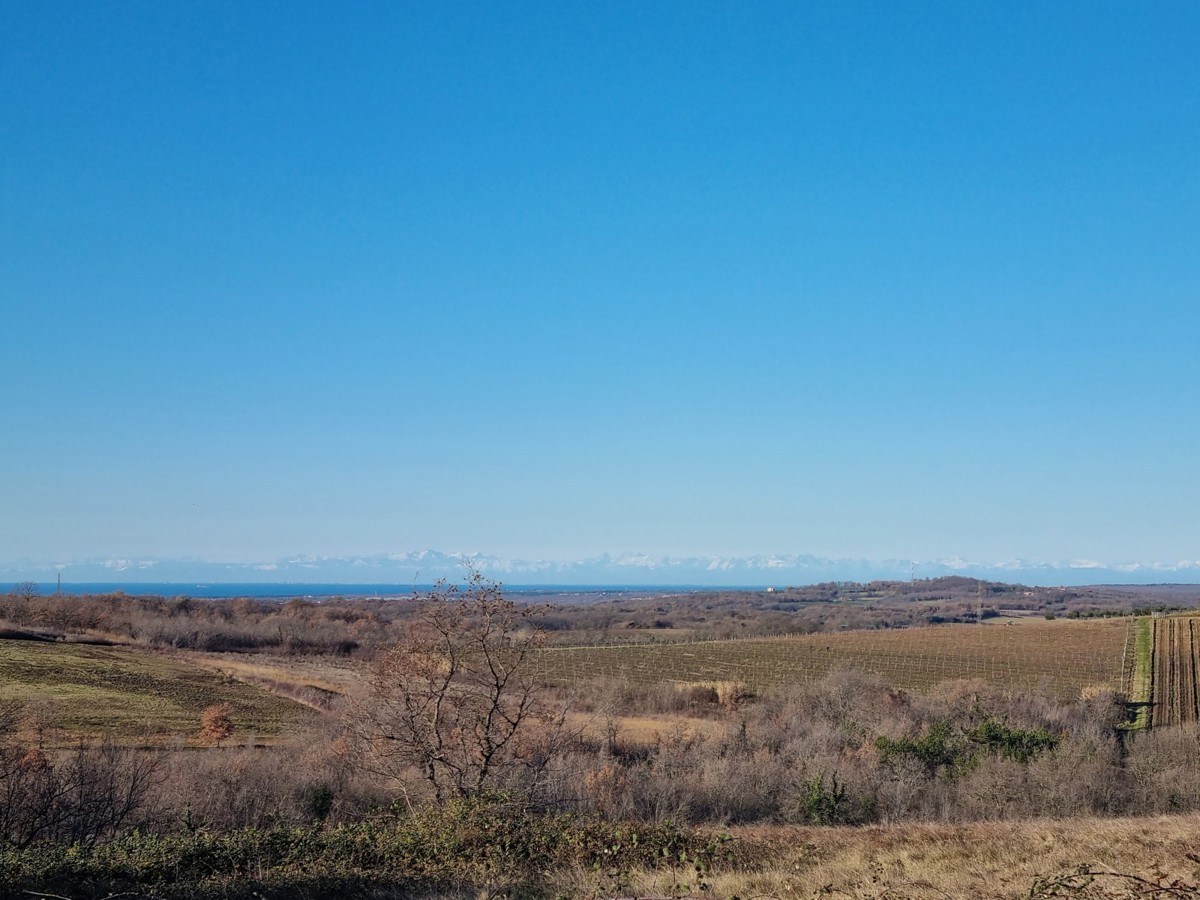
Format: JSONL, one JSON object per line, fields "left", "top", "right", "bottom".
{"left": 1151, "top": 617, "right": 1200, "bottom": 727}
{"left": 534, "top": 618, "right": 1128, "bottom": 702}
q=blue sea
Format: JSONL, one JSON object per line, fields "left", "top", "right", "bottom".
{"left": 1, "top": 582, "right": 716, "bottom": 600}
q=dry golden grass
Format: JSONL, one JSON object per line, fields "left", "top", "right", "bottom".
{"left": 567, "top": 710, "right": 723, "bottom": 744}
{"left": 618, "top": 814, "right": 1200, "bottom": 899}
{"left": 180, "top": 650, "right": 368, "bottom": 710}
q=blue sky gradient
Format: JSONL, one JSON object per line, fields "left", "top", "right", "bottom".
{"left": 3, "top": 3, "right": 1198, "bottom": 567}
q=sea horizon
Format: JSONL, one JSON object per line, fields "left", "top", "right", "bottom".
{"left": 0, "top": 581, "right": 730, "bottom": 600}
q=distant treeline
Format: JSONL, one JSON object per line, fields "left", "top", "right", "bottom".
{"left": 1, "top": 577, "right": 1196, "bottom": 656}
{"left": 1065, "top": 605, "right": 1192, "bottom": 619}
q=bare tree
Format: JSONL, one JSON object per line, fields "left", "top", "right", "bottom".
{"left": 0, "top": 731, "right": 160, "bottom": 849}
{"left": 11, "top": 581, "right": 39, "bottom": 602}
{"left": 349, "top": 571, "right": 571, "bottom": 807}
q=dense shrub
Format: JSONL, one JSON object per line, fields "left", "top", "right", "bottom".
{"left": 0, "top": 738, "right": 159, "bottom": 850}
{"left": 0, "top": 798, "right": 741, "bottom": 899}
{"left": 564, "top": 671, "right": 1140, "bottom": 826}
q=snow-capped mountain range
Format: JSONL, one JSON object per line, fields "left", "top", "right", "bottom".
{"left": 4, "top": 550, "right": 1200, "bottom": 587}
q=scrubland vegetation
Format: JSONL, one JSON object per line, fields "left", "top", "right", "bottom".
{"left": 2, "top": 576, "right": 1191, "bottom": 654}
{"left": 1, "top": 577, "right": 1200, "bottom": 897}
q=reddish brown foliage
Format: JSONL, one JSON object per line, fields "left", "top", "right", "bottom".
{"left": 200, "top": 703, "right": 234, "bottom": 746}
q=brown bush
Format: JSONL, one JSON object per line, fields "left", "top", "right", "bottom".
{"left": 199, "top": 704, "right": 234, "bottom": 747}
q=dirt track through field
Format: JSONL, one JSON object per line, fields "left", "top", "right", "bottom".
{"left": 1151, "top": 617, "right": 1200, "bottom": 727}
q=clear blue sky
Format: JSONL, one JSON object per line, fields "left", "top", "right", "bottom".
{"left": 3, "top": 2, "right": 1198, "bottom": 567}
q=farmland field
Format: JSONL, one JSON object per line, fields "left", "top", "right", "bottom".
{"left": 0, "top": 638, "right": 317, "bottom": 744}
{"left": 533, "top": 618, "right": 1130, "bottom": 701}
{"left": 1151, "top": 616, "right": 1200, "bottom": 727}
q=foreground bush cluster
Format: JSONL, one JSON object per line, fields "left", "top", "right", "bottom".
{"left": 0, "top": 798, "right": 739, "bottom": 899}
{"left": 47, "top": 672, "right": 1194, "bottom": 840}
{"left": 8, "top": 673, "right": 1200, "bottom": 842}
{"left": 548, "top": 672, "right": 1200, "bottom": 826}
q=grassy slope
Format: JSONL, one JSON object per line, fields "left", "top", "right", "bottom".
{"left": 0, "top": 639, "right": 317, "bottom": 744}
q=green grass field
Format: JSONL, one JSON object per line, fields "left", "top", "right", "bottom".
{"left": 0, "top": 639, "right": 317, "bottom": 745}
{"left": 1126, "top": 616, "right": 1153, "bottom": 729}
